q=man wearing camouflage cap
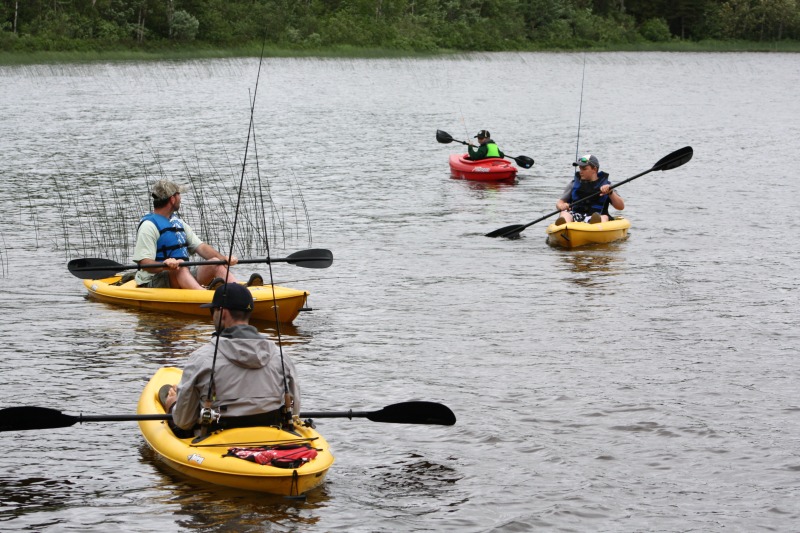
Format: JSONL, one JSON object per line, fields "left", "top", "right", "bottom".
{"left": 132, "top": 179, "right": 239, "bottom": 289}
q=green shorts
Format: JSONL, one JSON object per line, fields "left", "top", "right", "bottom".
{"left": 141, "top": 270, "right": 171, "bottom": 288}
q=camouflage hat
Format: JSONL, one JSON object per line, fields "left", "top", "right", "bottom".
{"left": 151, "top": 179, "right": 188, "bottom": 201}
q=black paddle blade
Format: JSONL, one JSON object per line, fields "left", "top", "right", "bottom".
{"left": 67, "top": 258, "right": 126, "bottom": 279}
{"left": 286, "top": 248, "right": 333, "bottom": 269}
{"left": 0, "top": 407, "right": 78, "bottom": 432}
{"left": 486, "top": 224, "right": 525, "bottom": 238}
{"left": 436, "top": 129, "right": 454, "bottom": 144}
{"left": 512, "top": 155, "right": 535, "bottom": 169}
{"left": 653, "top": 146, "right": 693, "bottom": 171}
{"left": 369, "top": 401, "right": 456, "bottom": 426}
{"left": 301, "top": 401, "right": 457, "bottom": 425}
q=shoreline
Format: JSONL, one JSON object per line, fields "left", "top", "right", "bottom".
{"left": 2, "top": 40, "right": 799, "bottom": 66}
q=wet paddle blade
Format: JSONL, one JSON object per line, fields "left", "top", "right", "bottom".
{"left": 513, "top": 155, "right": 535, "bottom": 169}
{"left": 0, "top": 407, "right": 78, "bottom": 431}
{"left": 486, "top": 224, "right": 525, "bottom": 238}
{"left": 301, "top": 401, "right": 456, "bottom": 426}
{"left": 368, "top": 401, "right": 456, "bottom": 426}
{"left": 0, "top": 406, "right": 172, "bottom": 432}
{"left": 67, "top": 258, "right": 126, "bottom": 279}
{"left": 436, "top": 129, "right": 454, "bottom": 144}
{"left": 285, "top": 248, "right": 334, "bottom": 269}
{"left": 653, "top": 146, "right": 693, "bottom": 171}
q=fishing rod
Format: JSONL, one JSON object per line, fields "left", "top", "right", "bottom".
{"left": 575, "top": 53, "right": 586, "bottom": 162}
{"left": 458, "top": 105, "right": 471, "bottom": 145}
{"left": 249, "top": 85, "right": 297, "bottom": 430}
{"left": 201, "top": 36, "right": 270, "bottom": 435}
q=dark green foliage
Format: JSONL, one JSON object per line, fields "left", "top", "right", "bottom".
{"left": 1, "top": 0, "right": 799, "bottom": 53}
{"left": 170, "top": 10, "right": 199, "bottom": 41}
{"left": 639, "top": 17, "right": 672, "bottom": 42}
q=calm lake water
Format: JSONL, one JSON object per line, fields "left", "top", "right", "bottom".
{"left": 0, "top": 52, "right": 799, "bottom": 532}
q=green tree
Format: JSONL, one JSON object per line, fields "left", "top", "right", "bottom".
{"left": 170, "top": 9, "right": 198, "bottom": 41}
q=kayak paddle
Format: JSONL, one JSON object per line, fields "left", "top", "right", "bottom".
{"left": 0, "top": 401, "right": 456, "bottom": 432}
{"left": 67, "top": 248, "right": 334, "bottom": 279}
{"left": 0, "top": 406, "right": 171, "bottom": 431}
{"left": 436, "top": 129, "right": 534, "bottom": 169}
{"left": 486, "top": 146, "right": 694, "bottom": 239}
{"left": 301, "top": 401, "right": 456, "bottom": 426}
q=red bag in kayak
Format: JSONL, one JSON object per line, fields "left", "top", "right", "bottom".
{"left": 225, "top": 445, "right": 318, "bottom": 468}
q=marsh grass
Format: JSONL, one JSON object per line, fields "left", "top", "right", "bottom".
{"left": 41, "top": 151, "right": 312, "bottom": 267}
{"left": 0, "top": 233, "right": 7, "bottom": 278}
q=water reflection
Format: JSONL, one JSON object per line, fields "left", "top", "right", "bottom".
{"left": 133, "top": 312, "right": 213, "bottom": 366}
{"left": 457, "top": 179, "right": 517, "bottom": 195}
{"left": 131, "top": 308, "right": 309, "bottom": 368}
{"left": 140, "top": 446, "right": 328, "bottom": 531}
{"left": 558, "top": 246, "right": 626, "bottom": 288}
{"left": 0, "top": 477, "right": 75, "bottom": 516}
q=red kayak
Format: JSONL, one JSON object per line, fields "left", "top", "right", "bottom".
{"left": 448, "top": 154, "right": 517, "bottom": 182}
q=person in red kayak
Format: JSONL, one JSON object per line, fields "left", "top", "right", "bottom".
{"left": 467, "top": 130, "right": 505, "bottom": 160}
{"left": 555, "top": 154, "right": 625, "bottom": 224}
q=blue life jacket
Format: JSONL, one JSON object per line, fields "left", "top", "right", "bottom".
{"left": 138, "top": 213, "right": 190, "bottom": 261}
{"left": 570, "top": 171, "right": 611, "bottom": 215}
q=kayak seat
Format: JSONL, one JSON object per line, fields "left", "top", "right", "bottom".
{"left": 112, "top": 272, "right": 136, "bottom": 285}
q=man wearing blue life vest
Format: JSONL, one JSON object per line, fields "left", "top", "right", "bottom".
{"left": 132, "top": 179, "right": 241, "bottom": 289}
{"left": 467, "top": 130, "right": 505, "bottom": 160}
{"left": 555, "top": 154, "right": 624, "bottom": 225}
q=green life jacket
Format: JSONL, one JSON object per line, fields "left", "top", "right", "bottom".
{"left": 485, "top": 142, "right": 500, "bottom": 158}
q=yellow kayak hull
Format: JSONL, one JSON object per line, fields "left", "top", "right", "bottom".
{"left": 83, "top": 277, "right": 309, "bottom": 324}
{"left": 546, "top": 217, "right": 631, "bottom": 248}
{"left": 137, "top": 367, "right": 334, "bottom": 495}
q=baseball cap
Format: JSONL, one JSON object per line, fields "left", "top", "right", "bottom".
{"left": 573, "top": 154, "right": 599, "bottom": 168}
{"left": 151, "top": 179, "right": 188, "bottom": 201}
{"left": 474, "top": 130, "right": 490, "bottom": 139}
{"left": 200, "top": 283, "right": 254, "bottom": 311}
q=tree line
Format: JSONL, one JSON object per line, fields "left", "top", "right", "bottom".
{"left": 2, "top": 0, "right": 799, "bottom": 53}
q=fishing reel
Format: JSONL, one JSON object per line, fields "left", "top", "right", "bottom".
{"left": 198, "top": 406, "right": 221, "bottom": 426}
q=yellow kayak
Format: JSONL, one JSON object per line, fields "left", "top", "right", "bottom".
{"left": 546, "top": 217, "right": 631, "bottom": 248}
{"left": 137, "top": 367, "right": 334, "bottom": 495}
{"left": 83, "top": 277, "right": 309, "bottom": 324}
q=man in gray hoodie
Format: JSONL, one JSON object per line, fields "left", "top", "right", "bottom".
{"left": 161, "top": 283, "right": 301, "bottom": 433}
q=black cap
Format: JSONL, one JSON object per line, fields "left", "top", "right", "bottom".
{"left": 200, "top": 283, "right": 254, "bottom": 311}
{"left": 474, "top": 130, "right": 490, "bottom": 139}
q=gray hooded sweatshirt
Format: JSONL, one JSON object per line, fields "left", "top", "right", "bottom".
{"left": 172, "top": 324, "right": 301, "bottom": 430}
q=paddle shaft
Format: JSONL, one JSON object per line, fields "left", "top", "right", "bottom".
{"left": 81, "top": 414, "right": 171, "bottom": 422}
{"left": 299, "top": 410, "right": 373, "bottom": 420}
{"left": 70, "top": 256, "right": 324, "bottom": 272}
